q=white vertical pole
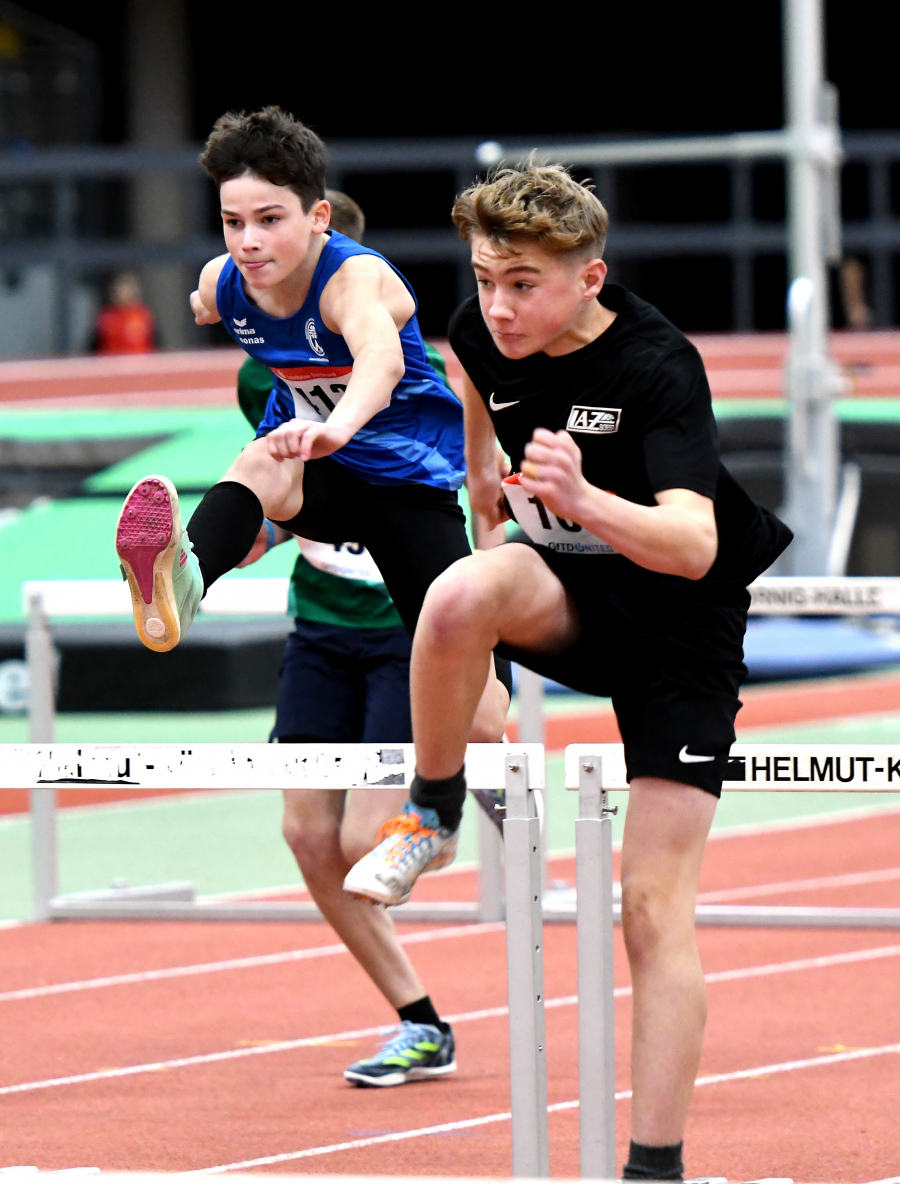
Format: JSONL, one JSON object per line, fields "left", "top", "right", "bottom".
{"left": 576, "top": 754, "right": 617, "bottom": 1180}
{"left": 503, "top": 751, "right": 549, "bottom": 1178}
{"left": 26, "top": 591, "right": 58, "bottom": 920}
{"left": 517, "top": 666, "right": 547, "bottom": 893}
{"left": 783, "top": 0, "right": 842, "bottom": 574}
{"left": 477, "top": 802, "right": 505, "bottom": 922}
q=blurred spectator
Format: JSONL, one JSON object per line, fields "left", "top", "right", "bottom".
{"left": 840, "top": 257, "right": 873, "bottom": 331}
{"left": 92, "top": 272, "right": 157, "bottom": 354}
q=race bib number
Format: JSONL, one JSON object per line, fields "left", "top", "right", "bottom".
{"left": 272, "top": 366, "right": 353, "bottom": 424}
{"left": 502, "top": 475, "right": 617, "bottom": 556}
{"left": 297, "top": 538, "right": 384, "bottom": 584}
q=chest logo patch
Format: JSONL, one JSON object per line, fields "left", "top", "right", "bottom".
{"left": 305, "top": 318, "right": 325, "bottom": 357}
{"left": 566, "top": 405, "right": 622, "bottom": 435}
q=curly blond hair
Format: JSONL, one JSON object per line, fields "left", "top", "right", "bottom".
{"left": 452, "top": 162, "right": 608, "bottom": 257}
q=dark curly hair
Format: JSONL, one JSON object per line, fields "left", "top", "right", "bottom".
{"left": 199, "top": 106, "right": 327, "bottom": 212}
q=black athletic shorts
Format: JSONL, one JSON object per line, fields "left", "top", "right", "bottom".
{"left": 496, "top": 543, "right": 748, "bottom": 797}
{"left": 273, "top": 619, "right": 413, "bottom": 744}
{"left": 274, "top": 458, "right": 513, "bottom": 697}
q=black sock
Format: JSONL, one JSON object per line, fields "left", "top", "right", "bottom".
{"left": 623, "top": 1140, "right": 684, "bottom": 1181}
{"left": 186, "top": 481, "right": 263, "bottom": 593}
{"left": 397, "top": 995, "right": 449, "bottom": 1033}
{"left": 410, "top": 767, "right": 466, "bottom": 833}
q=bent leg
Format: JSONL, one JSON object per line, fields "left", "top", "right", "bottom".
{"left": 183, "top": 439, "right": 306, "bottom": 594}
{"left": 222, "top": 436, "right": 306, "bottom": 522}
{"left": 620, "top": 778, "right": 717, "bottom": 1146}
{"left": 412, "top": 543, "right": 578, "bottom": 779}
{"left": 282, "top": 788, "right": 426, "bottom": 1008}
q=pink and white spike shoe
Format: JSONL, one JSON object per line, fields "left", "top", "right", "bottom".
{"left": 115, "top": 475, "right": 202, "bottom": 653}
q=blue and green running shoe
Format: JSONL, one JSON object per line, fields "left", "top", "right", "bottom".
{"left": 343, "top": 1021, "right": 456, "bottom": 1087}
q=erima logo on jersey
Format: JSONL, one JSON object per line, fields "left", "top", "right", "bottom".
{"left": 305, "top": 318, "right": 326, "bottom": 357}
{"left": 567, "top": 406, "right": 622, "bottom": 434}
{"left": 233, "top": 317, "right": 264, "bottom": 344}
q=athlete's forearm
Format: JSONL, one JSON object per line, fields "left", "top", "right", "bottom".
{"left": 325, "top": 340, "right": 404, "bottom": 444}
{"left": 462, "top": 370, "right": 507, "bottom": 519}
{"left": 572, "top": 485, "right": 718, "bottom": 579}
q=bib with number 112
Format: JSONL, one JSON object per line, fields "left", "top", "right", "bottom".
{"left": 502, "top": 474, "right": 618, "bottom": 556}
{"left": 271, "top": 365, "right": 352, "bottom": 423}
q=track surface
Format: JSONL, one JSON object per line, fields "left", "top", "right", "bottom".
{"left": 3, "top": 811, "right": 900, "bottom": 1181}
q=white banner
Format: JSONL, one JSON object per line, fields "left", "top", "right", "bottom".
{"left": 0, "top": 743, "right": 544, "bottom": 792}
{"left": 748, "top": 576, "right": 900, "bottom": 615}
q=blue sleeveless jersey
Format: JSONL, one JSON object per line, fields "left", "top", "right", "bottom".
{"left": 216, "top": 232, "right": 464, "bottom": 490}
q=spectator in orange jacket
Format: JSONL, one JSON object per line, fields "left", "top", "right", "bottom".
{"left": 93, "top": 272, "right": 157, "bottom": 354}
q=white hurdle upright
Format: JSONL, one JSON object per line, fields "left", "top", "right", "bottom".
{"left": 502, "top": 750, "right": 549, "bottom": 1178}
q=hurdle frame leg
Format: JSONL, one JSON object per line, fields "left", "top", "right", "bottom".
{"left": 477, "top": 803, "right": 505, "bottom": 922}
{"left": 576, "top": 753, "right": 617, "bottom": 1180}
{"left": 503, "top": 751, "right": 549, "bottom": 1178}
{"left": 26, "top": 591, "right": 58, "bottom": 920}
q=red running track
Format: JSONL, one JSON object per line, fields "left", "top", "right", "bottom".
{"left": 2, "top": 811, "right": 900, "bottom": 1181}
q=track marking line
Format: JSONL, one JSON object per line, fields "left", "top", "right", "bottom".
{"left": 698, "top": 866, "right": 900, "bottom": 903}
{"left": 0, "top": 921, "right": 505, "bottom": 1004}
{"left": 189, "top": 1042, "right": 900, "bottom": 1174}
{"left": 3, "top": 943, "right": 900, "bottom": 1098}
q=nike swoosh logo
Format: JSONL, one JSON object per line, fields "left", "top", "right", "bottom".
{"left": 679, "top": 746, "right": 716, "bottom": 764}
{"left": 489, "top": 393, "right": 520, "bottom": 411}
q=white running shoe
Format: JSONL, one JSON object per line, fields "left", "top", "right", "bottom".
{"left": 343, "top": 802, "right": 459, "bottom": 906}
{"left": 116, "top": 475, "right": 203, "bottom": 653}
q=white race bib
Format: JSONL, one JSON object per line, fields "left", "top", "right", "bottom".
{"left": 297, "top": 538, "right": 384, "bottom": 584}
{"left": 503, "top": 476, "right": 618, "bottom": 556}
{"left": 272, "top": 365, "right": 352, "bottom": 424}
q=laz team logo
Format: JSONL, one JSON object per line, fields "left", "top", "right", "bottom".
{"left": 566, "top": 405, "right": 621, "bottom": 434}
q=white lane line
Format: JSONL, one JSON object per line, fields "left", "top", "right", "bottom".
{"left": 3, "top": 942, "right": 900, "bottom": 1099}
{"left": 863, "top": 1177, "right": 900, "bottom": 1183}
{"left": 191, "top": 1042, "right": 900, "bottom": 1174}
{"left": 698, "top": 866, "right": 900, "bottom": 903}
{"left": 0, "top": 922, "right": 505, "bottom": 1004}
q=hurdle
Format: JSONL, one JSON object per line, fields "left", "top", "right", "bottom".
{"left": 19, "top": 582, "right": 512, "bottom": 926}
{"left": 0, "top": 740, "right": 548, "bottom": 1177}
{"left": 564, "top": 740, "right": 900, "bottom": 1179}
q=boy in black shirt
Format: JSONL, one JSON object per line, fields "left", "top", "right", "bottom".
{"left": 345, "top": 164, "right": 790, "bottom": 1179}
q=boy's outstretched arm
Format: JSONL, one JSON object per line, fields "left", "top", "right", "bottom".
{"left": 190, "top": 255, "right": 228, "bottom": 325}
{"left": 462, "top": 369, "right": 510, "bottom": 530}
{"left": 265, "top": 256, "right": 412, "bottom": 462}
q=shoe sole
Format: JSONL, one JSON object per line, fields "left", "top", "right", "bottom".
{"left": 343, "top": 1061, "right": 457, "bottom": 1087}
{"left": 116, "top": 476, "right": 182, "bottom": 653}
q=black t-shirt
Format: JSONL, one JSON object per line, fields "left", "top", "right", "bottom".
{"left": 449, "top": 284, "right": 791, "bottom": 593}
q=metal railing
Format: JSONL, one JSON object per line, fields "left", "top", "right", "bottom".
{"left": 2, "top": 129, "right": 900, "bottom": 351}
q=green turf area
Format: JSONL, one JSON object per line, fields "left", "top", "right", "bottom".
{"left": 712, "top": 397, "right": 900, "bottom": 422}
{"left": 0, "top": 496, "right": 300, "bottom": 622}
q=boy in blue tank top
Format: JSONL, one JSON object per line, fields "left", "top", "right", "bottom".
{"left": 115, "top": 107, "right": 509, "bottom": 893}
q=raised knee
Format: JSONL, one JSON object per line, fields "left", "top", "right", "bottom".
{"left": 421, "top": 559, "right": 498, "bottom": 646}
